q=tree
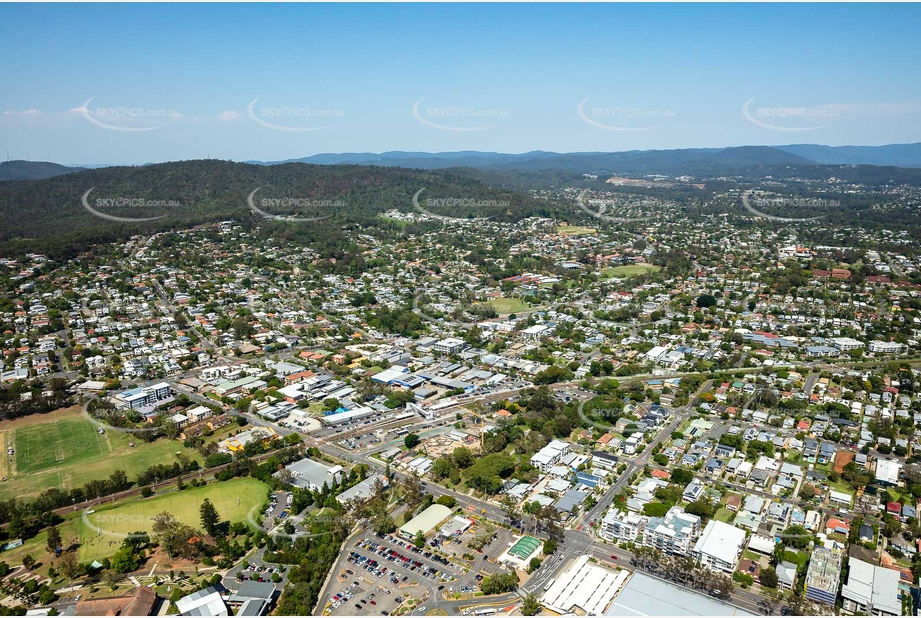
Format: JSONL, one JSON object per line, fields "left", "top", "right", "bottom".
{"left": 22, "top": 554, "right": 35, "bottom": 570}
{"left": 402, "top": 473, "right": 423, "bottom": 507}
{"left": 643, "top": 502, "right": 669, "bottom": 517}
{"left": 57, "top": 551, "right": 79, "bottom": 586}
{"left": 696, "top": 294, "right": 717, "bottom": 309}
{"left": 109, "top": 547, "right": 141, "bottom": 574}
{"left": 499, "top": 495, "right": 521, "bottom": 524}
{"left": 528, "top": 557, "right": 542, "bottom": 573}
{"left": 373, "top": 514, "right": 396, "bottom": 536}
{"left": 760, "top": 566, "right": 779, "bottom": 589}
{"left": 521, "top": 592, "right": 541, "bottom": 616}
{"left": 452, "top": 446, "right": 474, "bottom": 468}
{"left": 435, "top": 495, "right": 457, "bottom": 508}
{"left": 481, "top": 570, "right": 519, "bottom": 595}
{"left": 46, "top": 526, "right": 62, "bottom": 553}
{"left": 882, "top": 514, "right": 902, "bottom": 538}
{"left": 798, "top": 482, "right": 816, "bottom": 502}
{"left": 413, "top": 531, "right": 425, "bottom": 549}
{"left": 670, "top": 468, "right": 694, "bottom": 486}
{"left": 782, "top": 525, "right": 811, "bottom": 549}
{"left": 152, "top": 511, "right": 200, "bottom": 560}
{"left": 685, "top": 499, "right": 715, "bottom": 520}
{"left": 404, "top": 434, "right": 420, "bottom": 449}
{"left": 199, "top": 498, "right": 222, "bottom": 537}
{"left": 432, "top": 458, "right": 453, "bottom": 480}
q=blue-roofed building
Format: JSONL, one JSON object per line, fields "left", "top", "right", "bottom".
{"left": 575, "top": 471, "right": 601, "bottom": 488}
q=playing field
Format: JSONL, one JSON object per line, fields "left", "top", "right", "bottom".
{"left": 78, "top": 477, "right": 269, "bottom": 561}
{"left": 15, "top": 410, "right": 107, "bottom": 474}
{"left": 480, "top": 297, "right": 529, "bottom": 315}
{"left": 556, "top": 225, "right": 596, "bottom": 236}
{"left": 603, "top": 264, "right": 661, "bottom": 278}
{"left": 0, "top": 406, "right": 223, "bottom": 501}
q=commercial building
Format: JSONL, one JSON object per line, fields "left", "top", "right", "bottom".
{"left": 277, "top": 458, "right": 343, "bottom": 491}
{"left": 805, "top": 546, "right": 843, "bottom": 606}
{"left": 840, "top": 558, "right": 901, "bottom": 616}
{"left": 869, "top": 341, "right": 904, "bottom": 354}
{"left": 542, "top": 555, "right": 629, "bottom": 615}
{"left": 691, "top": 520, "right": 746, "bottom": 574}
{"left": 176, "top": 586, "right": 229, "bottom": 616}
{"left": 320, "top": 406, "right": 376, "bottom": 426}
{"left": 439, "top": 516, "right": 474, "bottom": 538}
{"left": 433, "top": 338, "right": 467, "bottom": 354}
{"left": 228, "top": 581, "right": 278, "bottom": 616}
{"left": 336, "top": 474, "right": 389, "bottom": 506}
{"left": 213, "top": 375, "right": 266, "bottom": 396}
{"left": 832, "top": 337, "right": 865, "bottom": 352}
{"left": 875, "top": 459, "right": 901, "bottom": 486}
{"left": 217, "top": 426, "right": 278, "bottom": 454}
{"left": 398, "top": 504, "right": 452, "bottom": 540}
{"left": 605, "top": 572, "right": 753, "bottom": 616}
{"left": 499, "top": 535, "right": 543, "bottom": 568}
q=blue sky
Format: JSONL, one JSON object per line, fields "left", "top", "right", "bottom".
{"left": 2, "top": 3, "right": 919, "bottom": 165}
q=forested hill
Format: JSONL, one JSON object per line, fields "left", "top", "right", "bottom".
{"left": 0, "top": 160, "right": 86, "bottom": 181}
{"left": 0, "top": 159, "right": 560, "bottom": 259}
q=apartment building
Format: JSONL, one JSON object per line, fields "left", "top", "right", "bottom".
{"left": 599, "top": 511, "right": 647, "bottom": 543}
{"left": 640, "top": 506, "right": 701, "bottom": 556}
{"left": 530, "top": 440, "right": 571, "bottom": 471}
{"left": 691, "top": 520, "right": 747, "bottom": 574}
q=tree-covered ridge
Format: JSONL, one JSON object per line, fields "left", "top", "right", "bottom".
{"left": 0, "top": 160, "right": 563, "bottom": 258}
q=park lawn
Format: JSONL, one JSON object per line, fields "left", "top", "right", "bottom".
{"left": 602, "top": 264, "right": 660, "bottom": 278}
{"left": 78, "top": 477, "right": 270, "bottom": 561}
{"left": 479, "top": 297, "right": 528, "bottom": 315}
{"left": 556, "top": 225, "right": 596, "bottom": 236}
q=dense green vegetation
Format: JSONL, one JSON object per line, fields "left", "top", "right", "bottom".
{"left": 0, "top": 160, "right": 560, "bottom": 258}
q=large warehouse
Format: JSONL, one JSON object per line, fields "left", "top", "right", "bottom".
{"left": 398, "top": 504, "right": 452, "bottom": 540}
{"left": 542, "top": 555, "right": 629, "bottom": 615}
{"left": 605, "top": 572, "right": 753, "bottom": 616}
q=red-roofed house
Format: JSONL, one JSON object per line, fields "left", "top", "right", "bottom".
{"left": 825, "top": 518, "right": 850, "bottom": 535}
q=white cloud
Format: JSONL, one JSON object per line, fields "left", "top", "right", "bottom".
{"left": 3, "top": 109, "right": 43, "bottom": 117}
{"left": 217, "top": 110, "right": 242, "bottom": 122}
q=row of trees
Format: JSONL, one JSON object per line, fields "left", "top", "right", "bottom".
{"left": 631, "top": 546, "right": 733, "bottom": 600}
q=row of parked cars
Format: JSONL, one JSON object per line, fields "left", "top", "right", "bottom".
{"left": 348, "top": 550, "right": 421, "bottom": 589}
{"left": 374, "top": 533, "right": 454, "bottom": 566}
{"left": 360, "top": 538, "right": 452, "bottom": 582}
{"left": 328, "top": 584, "right": 354, "bottom": 610}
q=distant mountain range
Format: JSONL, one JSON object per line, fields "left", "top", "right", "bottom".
{"left": 251, "top": 143, "right": 921, "bottom": 173}
{"left": 4, "top": 142, "right": 921, "bottom": 183}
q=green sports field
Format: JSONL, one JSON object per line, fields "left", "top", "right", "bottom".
{"left": 0, "top": 406, "right": 232, "bottom": 501}
{"left": 78, "top": 477, "right": 269, "bottom": 561}
{"left": 15, "top": 412, "right": 107, "bottom": 474}
{"left": 556, "top": 225, "right": 596, "bottom": 236}
{"left": 480, "top": 297, "right": 529, "bottom": 315}
{"left": 602, "top": 264, "right": 661, "bottom": 278}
